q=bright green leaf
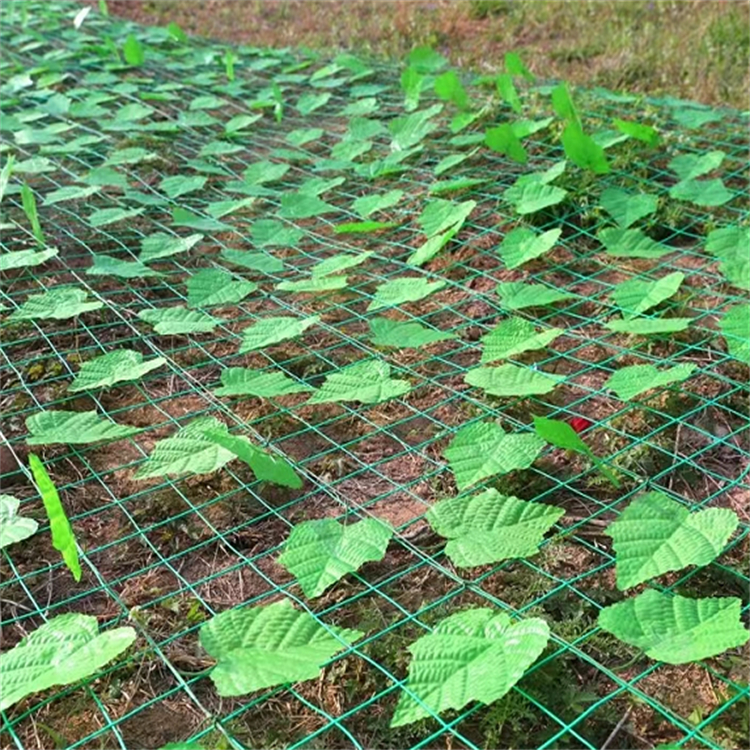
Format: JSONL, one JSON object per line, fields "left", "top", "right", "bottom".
{"left": 0, "top": 247, "right": 58, "bottom": 271}
{"left": 497, "top": 227, "right": 561, "bottom": 269}
{"left": 669, "top": 179, "right": 733, "bottom": 207}
{"left": 69, "top": 350, "right": 166, "bottom": 392}
{"left": 367, "top": 277, "right": 446, "bottom": 312}
{"left": 466, "top": 364, "right": 561, "bottom": 397}
{"left": 220, "top": 249, "right": 284, "bottom": 274}
{"left": 159, "top": 174, "right": 207, "bottom": 199}
{"left": 123, "top": 34, "right": 145, "bottom": 65}
{"left": 505, "top": 181, "right": 567, "bottom": 215}
{"left": 495, "top": 282, "right": 577, "bottom": 310}
{"left": 86, "top": 254, "right": 162, "bottom": 279}
{"left": 484, "top": 124, "right": 527, "bottom": 163}
{"left": 606, "top": 363, "right": 697, "bottom": 401}
{"left": 369, "top": 318, "right": 456, "bottom": 349}
{"left": 720, "top": 305, "right": 750, "bottom": 363}
{"left": 7, "top": 287, "right": 102, "bottom": 322}
{"left": 600, "top": 188, "right": 658, "bottom": 229}
{"left": 598, "top": 228, "right": 670, "bottom": 258}
{"left": 611, "top": 271, "right": 684, "bottom": 318}
{"left": 605, "top": 317, "right": 691, "bottom": 335}
{"left": 613, "top": 118, "right": 659, "bottom": 146}
{"left": 239, "top": 315, "right": 319, "bottom": 353}
{"left": 139, "top": 232, "right": 203, "bottom": 262}
{"left": 138, "top": 306, "right": 223, "bottom": 335}
{"left": 0, "top": 494, "right": 38, "bottom": 549}
{"left": 312, "top": 252, "right": 373, "bottom": 277}
{"left": 43, "top": 185, "right": 100, "bottom": 205}
{"left": 307, "top": 360, "right": 410, "bottom": 405}
{"left": 26, "top": 411, "right": 139, "bottom": 446}
{"left": 668, "top": 150, "right": 725, "bottom": 181}
{"left": 561, "top": 122, "right": 610, "bottom": 174}
{"left": 187, "top": 269, "right": 257, "bottom": 308}
{"left": 88, "top": 207, "right": 144, "bottom": 228}
{"left": 480, "top": 317, "right": 563, "bottom": 363}
{"left": 213, "top": 368, "right": 312, "bottom": 398}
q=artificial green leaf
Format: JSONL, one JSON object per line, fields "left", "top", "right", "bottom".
{"left": 69, "top": 350, "right": 166, "bottom": 392}
{"left": 86, "top": 254, "right": 162, "bottom": 279}
{"left": 159, "top": 174, "right": 207, "bottom": 199}
{"left": 88, "top": 207, "right": 144, "bottom": 227}
{"left": 187, "top": 269, "right": 257, "bottom": 308}
{"left": 612, "top": 118, "right": 659, "bottom": 146}
{"left": 484, "top": 124, "right": 527, "bottom": 163}
{"left": 668, "top": 150, "right": 725, "bottom": 181}
{"left": 719, "top": 305, "right": 750, "bottom": 363}
{"left": 139, "top": 232, "right": 204, "bottom": 263}
{"left": 427, "top": 489, "right": 563, "bottom": 567}
{"left": 220, "top": 249, "right": 284, "bottom": 274}
{"left": 369, "top": 318, "right": 455, "bottom": 349}
{"left": 312, "top": 252, "right": 373, "bottom": 277}
{"left": 598, "top": 590, "right": 749, "bottom": 665}
{"left": 7, "top": 287, "right": 102, "bottom": 322}
{"left": 136, "top": 302, "right": 223, "bottom": 334}
{"left": 466, "top": 365, "right": 561, "bottom": 398}
{"left": 600, "top": 188, "right": 658, "bottom": 229}
{"left": 0, "top": 612, "right": 136, "bottom": 711}
{"left": 307, "top": 360, "right": 410, "bottom": 405}
{"left": 605, "top": 317, "right": 691, "bottom": 335}
{"left": 202, "top": 429, "right": 302, "bottom": 488}
{"left": 497, "top": 227, "right": 561, "bottom": 269}
{"left": 278, "top": 518, "right": 392, "bottom": 597}
{"left": 606, "top": 363, "right": 696, "bottom": 401}
{"left": 444, "top": 421, "right": 545, "bottom": 491}
{"left": 134, "top": 417, "right": 235, "bottom": 479}
{"left": 276, "top": 275, "right": 348, "bottom": 293}
{"left": 480, "top": 317, "right": 563, "bottom": 363}
{"left": 669, "top": 179, "right": 732, "bottom": 207}
{"left": 277, "top": 192, "right": 337, "bottom": 219}
{"left": 495, "top": 282, "right": 576, "bottom": 310}
{"left": 367, "top": 278, "right": 446, "bottom": 312}
{"left": 0, "top": 247, "right": 58, "bottom": 271}
{"left": 200, "top": 600, "right": 362, "bottom": 696}
{"left": 598, "top": 228, "right": 670, "bottom": 258}
{"left": 0, "top": 494, "right": 38, "bottom": 549}
{"left": 611, "top": 271, "right": 684, "bottom": 318}
{"left": 605, "top": 491, "right": 738, "bottom": 590}
{"left": 213, "top": 368, "right": 312, "bottom": 398}
{"left": 391, "top": 608, "right": 549, "bottom": 727}
{"left": 561, "top": 122, "right": 610, "bottom": 173}
{"left": 43, "top": 185, "right": 100, "bottom": 205}
{"left": 26, "top": 410, "right": 139, "bottom": 446}
{"left": 239, "top": 315, "right": 319, "bottom": 353}
{"left": 352, "top": 190, "right": 403, "bottom": 217}
{"left": 505, "top": 181, "right": 567, "bottom": 215}
{"left": 28, "top": 453, "right": 81, "bottom": 582}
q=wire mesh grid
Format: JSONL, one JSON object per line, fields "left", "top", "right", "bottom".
{"left": 1, "top": 2, "right": 748, "bottom": 749}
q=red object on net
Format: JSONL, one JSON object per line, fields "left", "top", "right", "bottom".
{"left": 569, "top": 416, "right": 593, "bottom": 434}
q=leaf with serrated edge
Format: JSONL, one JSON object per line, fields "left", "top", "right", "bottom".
{"left": 160, "top": 174, "right": 207, "bottom": 199}
{"left": 139, "top": 232, "right": 203, "bottom": 262}
{"left": 0, "top": 494, "right": 38, "bottom": 549}
{"left": 600, "top": 188, "right": 658, "bottom": 229}
{"left": 720, "top": 305, "right": 750, "bottom": 364}
{"left": 445, "top": 421, "right": 545, "bottom": 491}
{"left": 239, "top": 315, "right": 319, "bottom": 353}
{"left": 187, "top": 269, "right": 257, "bottom": 308}
{"left": 369, "top": 318, "right": 455, "bottom": 349}
{"left": 605, "top": 317, "right": 691, "bottom": 335}
{"left": 312, "top": 252, "right": 374, "bottom": 277}
{"left": 213, "top": 368, "right": 313, "bottom": 398}
{"left": 367, "top": 278, "right": 446, "bottom": 312}
{"left": 278, "top": 518, "right": 392, "bottom": 597}
{"left": 598, "top": 228, "right": 670, "bottom": 258}
{"left": 0, "top": 248, "right": 58, "bottom": 271}
{"left": 69, "top": 350, "right": 166, "bottom": 393}
{"left": 606, "top": 363, "right": 696, "bottom": 401}
{"left": 8, "top": 287, "right": 102, "bottom": 321}
{"left": 498, "top": 227, "right": 561, "bottom": 269}
{"left": 505, "top": 181, "right": 567, "bottom": 215}
{"left": 427, "top": 489, "right": 563, "bottom": 567}
{"left": 308, "top": 360, "right": 410, "bottom": 405}
{"left": 26, "top": 411, "right": 140, "bottom": 446}
{"left": 86, "top": 254, "right": 162, "bottom": 279}
{"left": 466, "top": 364, "right": 561, "bottom": 397}
{"left": 200, "top": 600, "right": 362, "bottom": 696}
{"left": 134, "top": 417, "right": 235, "bottom": 480}
{"left": 0, "top": 613, "right": 136, "bottom": 711}
{"left": 605, "top": 491, "right": 738, "bottom": 590}
{"left": 496, "top": 282, "right": 576, "bottom": 310}
{"left": 391, "top": 608, "right": 549, "bottom": 726}
{"left": 480, "top": 318, "right": 563, "bottom": 363}
{"left": 29, "top": 454, "right": 81, "bottom": 582}
{"left": 138, "top": 307, "right": 223, "bottom": 335}
{"left": 611, "top": 272, "right": 684, "bottom": 318}
{"left": 599, "top": 590, "right": 749, "bottom": 664}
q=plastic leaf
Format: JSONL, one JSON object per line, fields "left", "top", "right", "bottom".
{"left": 26, "top": 410, "right": 139, "bottom": 446}
{"left": 606, "top": 363, "right": 697, "bottom": 401}
{"left": 352, "top": 190, "right": 403, "bottom": 217}
{"left": 427, "top": 489, "right": 563, "bottom": 567}
{"left": 187, "top": 269, "right": 257, "bottom": 308}
{"left": 605, "top": 491, "right": 738, "bottom": 590}
{"left": 29, "top": 454, "right": 81, "bottom": 582}
{"left": 139, "top": 232, "right": 203, "bottom": 262}
{"left": 200, "top": 600, "right": 362, "bottom": 695}
{"left": 497, "top": 227, "right": 561, "bottom": 269}
{"left": 391, "top": 608, "right": 549, "bottom": 726}
{"left": 480, "top": 317, "right": 563, "bottom": 363}
{"left": 202, "top": 430, "right": 301, "bottom": 488}
{"left": 0, "top": 247, "right": 58, "bottom": 271}
{"left": 239, "top": 315, "right": 319, "bottom": 353}
{"left": 307, "top": 360, "right": 410, "bottom": 405}
{"left": 504, "top": 181, "right": 567, "bottom": 215}
{"left": 496, "top": 282, "right": 576, "bottom": 310}
{"left": 312, "top": 251, "right": 373, "bottom": 277}
{"left": 0, "top": 612, "right": 136, "bottom": 711}
{"left": 369, "top": 318, "right": 455, "bottom": 349}
{"left": 466, "top": 364, "right": 561, "bottom": 397}
{"left": 0, "top": 494, "right": 38, "bottom": 549}
{"left": 86, "top": 254, "right": 162, "bottom": 279}
{"left": 213, "top": 368, "right": 313, "bottom": 398}
{"left": 598, "top": 228, "right": 670, "bottom": 258}
{"left": 605, "top": 317, "right": 691, "bottom": 335}
{"left": 600, "top": 188, "right": 658, "bottom": 229}
{"left": 69, "top": 350, "right": 166, "bottom": 392}
{"left": 611, "top": 271, "right": 684, "bottom": 318}
{"left": 160, "top": 174, "right": 207, "bottom": 199}
{"left": 719, "top": 305, "right": 750, "bottom": 363}
{"left": 276, "top": 275, "right": 348, "bottom": 293}
{"left": 669, "top": 150, "right": 725, "bottom": 181}
{"left": 138, "top": 307, "right": 223, "bottom": 335}
{"left": 8, "top": 287, "right": 102, "bottom": 322}
{"left": 367, "top": 278, "right": 446, "bottom": 312}
{"left": 598, "top": 590, "right": 749, "bottom": 665}
{"left": 278, "top": 518, "right": 392, "bottom": 597}
{"left": 444, "top": 421, "right": 545, "bottom": 491}
{"left": 134, "top": 417, "right": 235, "bottom": 480}
{"left": 669, "top": 179, "right": 732, "bottom": 207}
